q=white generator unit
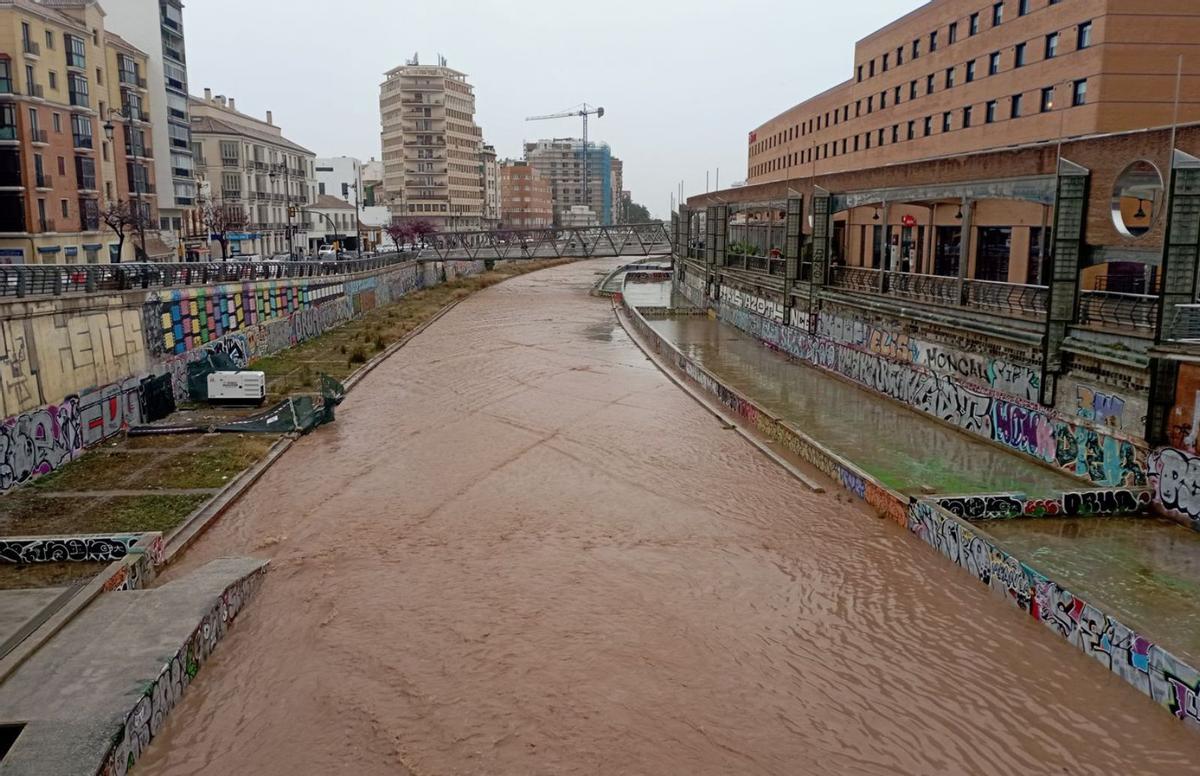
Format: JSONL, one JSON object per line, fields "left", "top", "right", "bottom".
{"left": 207, "top": 371, "right": 266, "bottom": 405}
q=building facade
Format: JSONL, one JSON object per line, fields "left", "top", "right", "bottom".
{"left": 379, "top": 60, "right": 485, "bottom": 230}
{"left": 523, "top": 137, "right": 614, "bottom": 226}
{"left": 0, "top": 0, "right": 162, "bottom": 263}
{"left": 747, "top": 0, "right": 1200, "bottom": 185}
{"left": 314, "top": 154, "right": 360, "bottom": 201}
{"left": 307, "top": 193, "right": 355, "bottom": 253}
{"left": 499, "top": 160, "right": 552, "bottom": 229}
{"left": 610, "top": 157, "right": 624, "bottom": 222}
{"left": 481, "top": 142, "right": 499, "bottom": 228}
{"left": 99, "top": 0, "right": 195, "bottom": 239}
{"left": 189, "top": 90, "right": 315, "bottom": 258}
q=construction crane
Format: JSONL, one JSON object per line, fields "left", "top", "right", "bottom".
{"left": 526, "top": 104, "right": 605, "bottom": 219}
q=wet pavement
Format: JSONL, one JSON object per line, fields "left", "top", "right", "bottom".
{"left": 986, "top": 516, "right": 1200, "bottom": 664}
{"left": 647, "top": 313, "right": 1085, "bottom": 497}
{"left": 137, "top": 260, "right": 1194, "bottom": 775}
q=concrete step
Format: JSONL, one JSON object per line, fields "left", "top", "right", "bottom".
{"left": 0, "top": 557, "right": 268, "bottom": 775}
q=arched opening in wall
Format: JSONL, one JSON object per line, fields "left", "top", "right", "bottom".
{"left": 1112, "top": 160, "right": 1164, "bottom": 239}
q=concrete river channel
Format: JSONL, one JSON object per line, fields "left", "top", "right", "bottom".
{"left": 137, "top": 260, "right": 1197, "bottom": 774}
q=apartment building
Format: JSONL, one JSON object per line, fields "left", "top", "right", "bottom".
{"left": 481, "top": 143, "right": 499, "bottom": 228}
{"left": 307, "top": 193, "right": 356, "bottom": 253}
{"left": 189, "top": 90, "right": 315, "bottom": 258}
{"left": 379, "top": 60, "right": 485, "bottom": 230}
{"left": 0, "top": 0, "right": 158, "bottom": 262}
{"left": 100, "top": 0, "right": 196, "bottom": 237}
{"left": 499, "top": 160, "right": 552, "bottom": 229}
{"left": 748, "top": 0, "right": 1200, "bottom": 184}
{"left": 523, "top": 138, "right": 614, "bottom": 226}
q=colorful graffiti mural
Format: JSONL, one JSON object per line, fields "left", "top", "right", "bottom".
{"left": 1149, "top": 447, "right": 1200, "bottom": 531}
{"left": 936, "top": 489, "right": 1154, "bottom": 520}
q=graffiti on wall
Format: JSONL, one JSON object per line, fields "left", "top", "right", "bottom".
{"left": 719, "top": 285, "right": 784, "bottom": 323}
{"left": 0, "top": 534, "right": 139, "bottom": 564}
{"left": 936, "top": 489, "right": 1153, "bottom": 520}
{"left": 906, "top": 500, "right": 1199, "bottom": 725}
{"left": 818, "top": 312, "right": 1042, "bottom": 402}
{"left": 1075, "top": 384, "right": 1127, "bottom": 428}
{"left": 1149, "top": 447, "right": 1200, "bottom": 530}
{"left": 100, "top": 568, "right": 265, "bottom": 776}
{"left": 0, "top": 399, "right": 81, "bottom": 491}
{"left": 712, "top": 294, "right": 1149, "bottom": 489}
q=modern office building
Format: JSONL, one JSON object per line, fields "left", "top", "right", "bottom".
{"left": 97, "top": 0, "right": 196, "bottom": 238}
{"left": 379, "top": 58, "right": 485, "bottom": 230}
{"left": 523, "top": 138, "right": 614, "bottom": 226}
{"left": 0, "top": 0, "right": 161, "bottom": 262}
{"left": 499, "top": 160, "right": 552, "bottom": 229}
{"left": 189, "top": 90, "right": 316, "bottom": 257}
{"left": 747, "top": 0, "right": 1200, "bottom": 185}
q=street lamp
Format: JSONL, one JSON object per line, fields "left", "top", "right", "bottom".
{"left": 268, "top": 160, "right": 295, "bottom": 256}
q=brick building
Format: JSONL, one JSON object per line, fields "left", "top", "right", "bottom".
{"left": 500, "top": 160, "right": 552, "bottom": 230}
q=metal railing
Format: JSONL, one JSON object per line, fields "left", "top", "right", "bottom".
{"left": 829, "top": 267, "right": 1051, "bottom": 320}
{"left": 0, "top": 254, "right": 414, "bottom": 299}
{"left": 887, "top": 270, "right": 963, "bottom": 306}
{"left": 829, "top": 266, "right": 882, "bottom": 294}
{"left": 965, "top": 278, "right": 1049, "bottom": 317}
{"left": 1077, "top": 290, "right": 1158, "bottom": 332}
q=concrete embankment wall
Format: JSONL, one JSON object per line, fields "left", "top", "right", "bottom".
{"left": 618, "top": 293, "right": 1200, "bottom": 730}
{"left": 0, "top": 259, "right": 487, "bottom": 493}
{"left": 677, "top": 269, "right": 1200, "bottom": 533}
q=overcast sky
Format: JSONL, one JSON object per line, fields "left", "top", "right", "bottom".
{"left": 184, "top": 0, "right": 925, "bottom": 219}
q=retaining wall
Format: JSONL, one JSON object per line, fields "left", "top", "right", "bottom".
{"left": 619, "top": 292, "right": 1200, "bottom": 730}
{"left": 0, "top": 260, "right": 487, "bottom": 494}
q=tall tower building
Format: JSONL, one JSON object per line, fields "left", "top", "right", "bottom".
{"left": 379, "top": 58, "right": 484, "bottom": 230}
{"left": 95, "top": 0, "right": 196, "bottom": 236}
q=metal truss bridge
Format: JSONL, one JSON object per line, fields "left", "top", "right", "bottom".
{"left": 421, "top": 223, "right": 672, "bottom": 261}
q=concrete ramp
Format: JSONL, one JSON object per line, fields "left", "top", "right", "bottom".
{"left": 0, "top": 557, "right": 268, "bottom": 775}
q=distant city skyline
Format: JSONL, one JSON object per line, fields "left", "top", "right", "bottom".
{"left": 181, "top": 0, "right": 925, "bottom": 218}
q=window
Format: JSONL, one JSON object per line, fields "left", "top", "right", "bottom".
{"left": 880, "top": 91, "right": 887, "bottom": 109}
{"left": 883, "top": 53, "right": 889, "bottom": 72}
{"left": 71, "top": 113, "right": 92, "bottom": 148}
{"left": 963, "top": 106, "right": 973, "bottom": 128}
{"left": 989, "top": 51, "right": 1001, "bottom": 75}
{"left": 976, "top": 227, "right": 1013, "bottom": 282}
{"left": 966, "top": 61, "right": 976, "bottom": 83}
{"left": 942, "top": 111, "right": 952, "bottom": 132}
{"left": 65, "top": 34, "right": 86, "bottom": 68}
{"left": 869, "top": 59, "right": 875, "bottom": 77}
{"left": 60, "top": 199, "right": 68, "bottom": 218}
{"left": 930, "top": 30, "right": 938, "bottom": 52}
{"left": 1073, "top": 78, "right": 1088, "bottom": 106}
{"left": 927, "top": 73, "right": 935, "bottom": 94}
{"left": 949, "top": 22, "right": 958, "bottom": 44}
{"left": 0, "top": 60, "right": 9, "bottom": 94}
{"left": 854, "top": 135, "right": 860, "bottom": 151}
{"left": 993, "top": 2, "right": 1004, "bottom": 26}
{"left": 986, "top": 100, "right": 998, "bottom": 123}
{"left": 891, "top": 125, "right": 899, "bottom": 143}
{"left": 1078, "top": 21, "right": 1093, "bottom": 49}
{"left": 912, "top": 39, "right": 920, "bottom": 59}
{"left": 945, "top": 67, "right": 956, "bottom": 88}
{"left": 1018, "top": 0, "right": 1030, "bottom": 15}
{"left": 877, "top": 128, "right": 885, "bottom": 146}
{"left": 57, "top": 156, "right": 65, "bottom": 175}
{"left": 1045, "top": 33, "right": 1059, "bottom": 59}
{"left": 970, "top": 12, "right": 980, "bottom": 35}
{"left": 28, "top": 108, "right": 39, "bottom": 134}
{"left": 45, "top": 30, "right": 53, "bottom": 49}
{"left": 48, "top": 71, "right": 57, "bottom": 90}
{"left": 857, "top": 65, "right": 863, "bottom": 83}
{"left": 1011, "top": 93, "right": 1023, "bottom": 118}
{"left": 907, "top": 120, "right": 915, "bottom": 139}
{"left": 1014, "top": 42, "right": 1026, "bottom": 67}
{"left": 67, "top": 73, "right": 88, "bottom": 107}
{"left": 1041, "top": 86, "right": 1055, "bottom": 112}
{"left": 897, "top": 46, "right": 904, "bottom": 66}
{"left": 894, "top": 85, "right": 902, "bottom": 104}
{"left": 924, "top": 116, "right": 933, "bottom": 136}
{"left": 867, "top": 96, "right": 873, "bottom": 113}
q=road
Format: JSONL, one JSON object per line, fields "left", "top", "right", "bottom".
{"left": 138, "top": 259, "right": 1195, "bottom": 775}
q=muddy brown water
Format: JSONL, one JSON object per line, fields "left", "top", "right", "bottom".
{"left": 138, "top": 261, "right": 1195, "bottom": 775}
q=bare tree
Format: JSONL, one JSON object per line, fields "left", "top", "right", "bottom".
{"left": 200, "top": 200, "right": 249, "bottom": 260}
{"left": 384, "top": 222, "right": 412, "bottom": 253}
{"left": 100, "top": 200, "right": 135, "bottom": 263}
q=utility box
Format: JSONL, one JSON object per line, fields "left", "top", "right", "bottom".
{"left": 207, "top": 371, "right": 266, "bottom": 406}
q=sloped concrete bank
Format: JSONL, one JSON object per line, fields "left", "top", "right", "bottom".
{"left": 617, "top": 291, "right": 1200, "bottom": 731}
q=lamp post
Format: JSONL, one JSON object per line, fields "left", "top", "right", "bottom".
{"left": 269, "top": 159, "right": 294, "bottom": 256}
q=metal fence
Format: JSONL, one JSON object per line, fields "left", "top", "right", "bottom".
{"left": 828, "top": 267, "right": 1051, "bottom": 320}
{"left": 0, "top": 253, "right": 411, "bottom": 298}
{"left": 1077, "top": 290, "right": 1158, "bottom": 332}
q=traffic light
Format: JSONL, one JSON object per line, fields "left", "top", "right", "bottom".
{"left": 288, "top": 206, "right": 296, "bottom": 218}
{"left": 341, "top": 183, "right": 349, "bottom": 197}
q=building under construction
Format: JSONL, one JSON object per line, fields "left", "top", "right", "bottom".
{"left": 523, "top": 139, "right": 614, "bottom": 226}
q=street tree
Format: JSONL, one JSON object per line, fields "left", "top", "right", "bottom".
{"left": 100, "top": 200, "right": 151, "bottom": 262}
{"left": 200, "top": 200, "right": 249, "bottom": 260}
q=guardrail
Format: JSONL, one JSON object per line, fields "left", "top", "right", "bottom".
{"left": 0, "top": 254, "right": 412, "bottom": 298}
{"left": 828, "top": 267, "right": 1051, "bottom": 320}
{"left": 1077, "top": 290, "right": 1158, "bottom": 332}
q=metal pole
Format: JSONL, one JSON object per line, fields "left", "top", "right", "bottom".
{"left": 582, "top": 110, "right": 589, "bottom": 222}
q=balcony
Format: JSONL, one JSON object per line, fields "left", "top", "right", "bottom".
{"left": 26, "top": 83, "right": 44, "bottom": 99}
{"left": 1077, "top": 290, "right": 1158, "bottom": 333}
{"left": 38, "top": 217, "right": 56, "bottom": 232}
{"left": 30, "top": 129, "right": 47, "bottom": 145}
{"left": 222, "top": 189, "right": 242, "bottom": 200}
{"left": 131, "top": 182, "right": 156, "bottom": 195}
{"left": 69, "top": 91, "right": 89, "bottom": 108}
{"left": 73, "top": 134, "right": 94, "bottom": 150}
{"left": 77, "top": 176, "right": 97, "bottom": 191}
{"left": 35, "top": 172, "right": 52, "bottom": 189}
{"left": 22, "top": 39, "right": 39, "bottom": 57}
{"left": 221, "top": 157, "right": 240, "bottom": 168}
{"left": 66, "top": 53, "right": 85, "bottom": 71}
{"left": 0, "top": 76, "right": 12, "bottom": 95}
